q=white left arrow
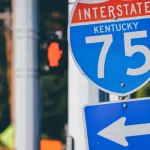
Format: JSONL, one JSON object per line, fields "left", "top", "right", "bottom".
{"left": 97, "top": 117, "right": 150, "bottom": 147}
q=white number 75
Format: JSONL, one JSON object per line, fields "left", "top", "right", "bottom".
{"left": 86, "top": 31, "right": 150, "bottom": 78}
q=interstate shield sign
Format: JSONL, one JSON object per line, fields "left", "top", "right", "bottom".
{"left": 68, "top": 0, "right": 150, "bottom": 96}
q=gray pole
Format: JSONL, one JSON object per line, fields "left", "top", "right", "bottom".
{"left": 12, "top": 0, "right": 40, "bottom": 150}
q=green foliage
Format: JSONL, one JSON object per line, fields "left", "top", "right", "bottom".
{"left": 41, "top": 133, "right": 50, "bottom": 140}
{"left": 0, "top": 24, "right": 10, "bottom": 133}
{"left": 135, "top": 83, "right": 150, "bottom": 98}
{"left": 40, "top": 72, "right": 67, "bottom": 141}
{"left": 39, "top": 1, "right": 68, "bottom": 142}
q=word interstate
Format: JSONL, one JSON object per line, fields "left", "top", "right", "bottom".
{"left": 71, "top": 1, "right": 150, "bottom": 23}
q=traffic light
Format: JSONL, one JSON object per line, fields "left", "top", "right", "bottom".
{"left": 47, "top": 42, "right": 63, "bottom": 67}
{"left": 45, "top": 33, "right": 68, "bottom": 74}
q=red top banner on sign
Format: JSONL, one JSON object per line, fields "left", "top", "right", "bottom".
{"left": 71, "top": 0, "right": 150, "bottom": 24}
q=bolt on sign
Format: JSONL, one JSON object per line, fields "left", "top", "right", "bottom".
{"left": 68, "top": 0, "right": 150, "bottom": 96}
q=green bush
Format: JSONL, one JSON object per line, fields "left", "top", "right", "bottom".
{"left": 135, "top": 82, "right": 150, "bottom": 98}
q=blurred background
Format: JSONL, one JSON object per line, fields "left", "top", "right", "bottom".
{"left": 0, "top": 0, "right": 68, "bottom": 149}
{"left": 0, "top": 0, "right": 149, "bottom": 150}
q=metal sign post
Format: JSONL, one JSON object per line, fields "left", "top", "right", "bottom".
{"left": 119, "top": 96, "right": 130, "bottom": 101}
{"left": 66, "top": 136, "right": 74, "bottom": 150}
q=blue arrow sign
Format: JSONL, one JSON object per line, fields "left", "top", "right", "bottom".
{"left": 69, "top": 0, "right": 150, "bottom": 96}
{"left": 83, "top": 98, "right": 150, "bottom": 150}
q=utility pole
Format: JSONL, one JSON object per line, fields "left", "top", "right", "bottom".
{"left": 12, "top": 0, "right": 40, "bottom": 150}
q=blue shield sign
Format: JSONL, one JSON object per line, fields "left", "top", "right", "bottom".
{"left": 68, "top": 0, "right": 150, "bottom": 96}
{"left": 83, "top": 98, "right": 150, "bottom": 150}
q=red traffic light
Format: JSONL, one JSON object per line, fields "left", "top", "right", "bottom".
{"left": 47, "top": 42, "right": 63, "bottom": 67}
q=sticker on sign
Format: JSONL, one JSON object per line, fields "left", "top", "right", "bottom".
{"left": 68, "top": 0, "right": 150, "bottom": 96}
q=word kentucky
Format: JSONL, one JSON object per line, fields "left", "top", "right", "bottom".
{"left": 94, "top": 22, "right": 138, "bottom": 34}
